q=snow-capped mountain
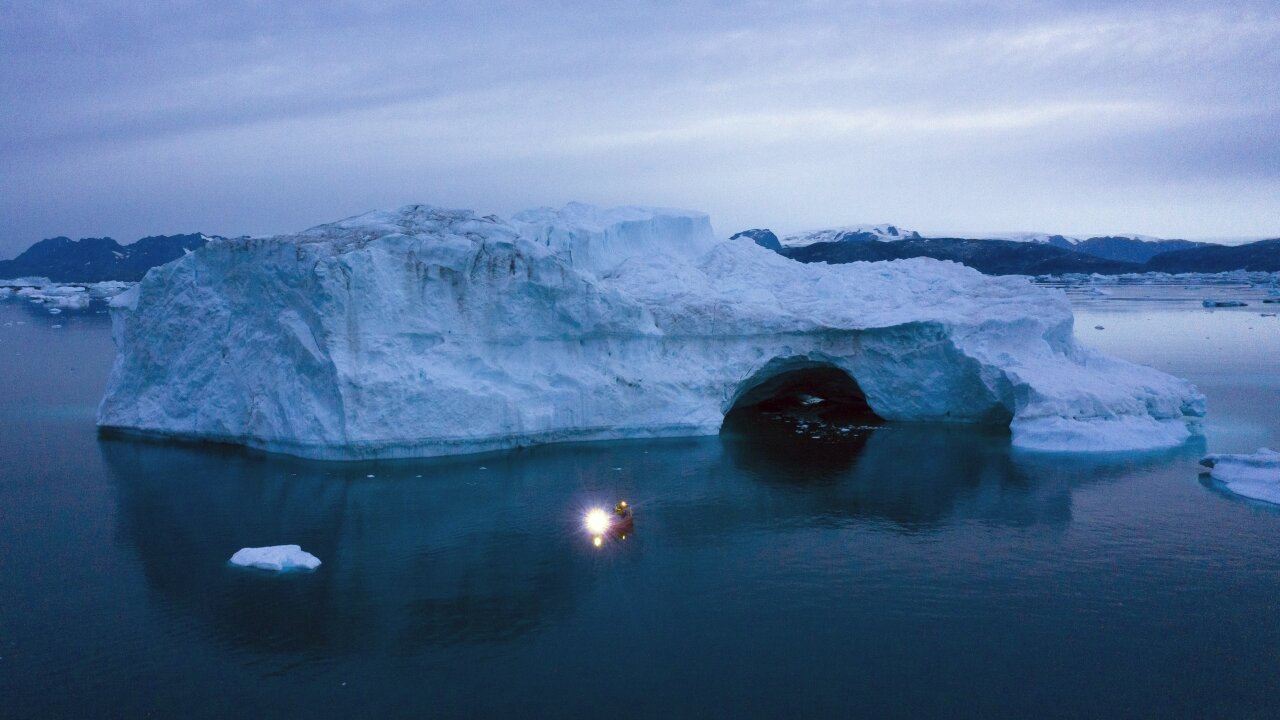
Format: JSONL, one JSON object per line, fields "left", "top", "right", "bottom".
{"left": 970, "top": 232, "right": 1079, "bottom": 248}
{"left": 782, "top": 225, "right": 922, "bottom": 247}
{"left": 733, "top": 223, "right": 1245, "bottom": 271}
{"left": 968, "top": 232, "right": 1208, "bottom": 263}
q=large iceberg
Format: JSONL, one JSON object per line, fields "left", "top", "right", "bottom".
{"left": 97, "top": 203, "right": 1205, "bottom": 460}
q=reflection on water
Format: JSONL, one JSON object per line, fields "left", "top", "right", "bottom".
{"left": 100, "top": 422, "right": 1206, "bottom": 656}
{"left": 101, "top": 439, "right": 591, "bottom": 653}
{"left": 9, "top": 290, "right": 1280, "bottom": 718}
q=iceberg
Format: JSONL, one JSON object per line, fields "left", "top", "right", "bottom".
{"left": 96, "top": 203, "right": 1206, "bottom": 460}
{"left": 1, "top": 279, "right": 133, "bottom": 308}
{"left": 1200, "top": 449, "right": 1280, "bottom": 504}
{"left": 15, "top": 284, "right": 91, "bottom": 310}
{"left": 228, "top": 545, "right": 321, "bottom": 571}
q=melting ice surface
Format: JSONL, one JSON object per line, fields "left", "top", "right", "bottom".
{"left": 96, "top": 203, "right": 1205, "bottom": 459}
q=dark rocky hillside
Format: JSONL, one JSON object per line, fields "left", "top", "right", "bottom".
{"left": 0, "top": 234, "right": 214, "bottom": 282}
{"left": 782, "top": 237, "right": 1141, "bottom": 275}
{"left": 730, "top": 229, "right": 782, "bottom": 251}
{"left": 1144, "top": 238, "right": 1280, "bottom": 273}
{"left": 740, "top": 226, "right": 1279, "bottom": 275}
{"left": 1071, "top": 236, "right": 1207, "bottom": 264}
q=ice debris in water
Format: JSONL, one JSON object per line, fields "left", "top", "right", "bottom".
{"left": 1200, "top": 449, "right": 1280, "bottom": 505}
{"left": 228, "top": 545, "right": 321, "bottom": 572}
{"left": 0, "top": 279, "right": 135, "bottom": 309}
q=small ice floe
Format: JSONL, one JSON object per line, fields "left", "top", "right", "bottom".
{"left": 1200, "top": 449, "right": 1280, "bottom": 505}
{"left": 86, "top": 281, "right": 133, "bottom": 299}
{"left": 228, "top": 545, "right": 321, "bottom": 572}
{"left": 1202, "top": 299, "right": 1247, "bottom": 308}
{"left": 797, "top": 394, "right": 823, "bottom": 406}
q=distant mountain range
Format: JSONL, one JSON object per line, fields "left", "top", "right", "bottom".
{"left": 732, "top": 227, "right": 1280, "bottom": 275}
{"left": 0, "top": 234, "right": 218, "bottom": 282}
{"left": 3, "top": 223, "right": 1277, "bottom": 284}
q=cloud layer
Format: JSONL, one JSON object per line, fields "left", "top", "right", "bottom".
{"left": 2, "top": 0, "right": 1277, "bottom": 255}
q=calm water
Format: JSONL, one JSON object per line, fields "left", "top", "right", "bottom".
{"left": 2, "top": 284, "right": 1280, "bottom": 719}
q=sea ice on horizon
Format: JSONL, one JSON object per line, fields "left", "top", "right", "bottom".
{"left": 96, "top": 202, "right": 1207, "bottom": 459}
{"left": 0, "top": 278, "right": 135, "bottom": 309}
{"left": 1200, "top": 449, "right": 1280, "bottom": 504}
{"left": 228, "top": 545, "right": 321, "bottom": 572}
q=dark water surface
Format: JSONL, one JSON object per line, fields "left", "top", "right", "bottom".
{"left": 2, "top": 290, "right": 1280, "bottom": 719}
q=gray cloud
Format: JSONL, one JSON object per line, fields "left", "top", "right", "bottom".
{"left": 2, "top": 0, "right": 1278, "bottom": 256}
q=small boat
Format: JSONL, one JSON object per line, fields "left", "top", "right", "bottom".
{"left": 610, "top": 500, "right": 634, "bottom": 535}
{"left": 585, "top": 501, "right": 635, "bottom": 544}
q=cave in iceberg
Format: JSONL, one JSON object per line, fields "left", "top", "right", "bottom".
{"left": 97, "top": 203, "right": 1205, "bottom": 460}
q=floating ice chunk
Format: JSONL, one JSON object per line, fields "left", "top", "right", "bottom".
{"left": 0, "top": 277, "right": 51, "bottom": 287}
{"left": 86, "top": 281, "right": 134, "bottom": 299}
{"left": 1013, "top": 415, "right": 1200, "bottom": 453}
{"left": 1202, "top": 299, "right": 1247, "bottom": 308}
{"left": 40, "top": 285, "right": 88, "bottom": 297}
{"left": 228, "top": 544, "right": 321, "bottom": 571}
{"left": 1201, "top": 449, "right": 1280, "bottom": 504}
{"left": 15, "top": 284, "right": 92, "bottom": 310}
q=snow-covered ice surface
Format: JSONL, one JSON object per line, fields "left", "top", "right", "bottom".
{"left": 96, "top": 203, "right": 1206, "bottom": 460}
{"left": 1200, "top": 449, "right": 1280, "bottom": 505}
{"left": 782, "top": 224, "right": 920, "bottom": 247}
{"left": 228, "top": 545, "right": 321, "bottom": 571}
{"left": 0, "top": 276, "right": 53, "bottom": 287}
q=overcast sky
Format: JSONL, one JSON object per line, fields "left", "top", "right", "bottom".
{"left": 1, "top": 0, "right": 1277, "bottom": 256}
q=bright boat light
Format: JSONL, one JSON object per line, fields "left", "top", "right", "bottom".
{"left": 585, "top": 508, "right": 611, "bottom": 536}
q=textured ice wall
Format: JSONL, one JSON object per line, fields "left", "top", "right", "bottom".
{"left": 97, "top": 204, "right": 1205, "bottom": 459}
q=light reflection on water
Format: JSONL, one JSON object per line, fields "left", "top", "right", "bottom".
{"left": 2, "top": 288, "right": 1280, "bottom": 718}
{"left": 91, "top": 423, "right": 1207, "bottom": 653}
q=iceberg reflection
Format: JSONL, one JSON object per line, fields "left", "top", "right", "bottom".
{"left": 101, "top": 425, "right": 1203, "bottom": 656}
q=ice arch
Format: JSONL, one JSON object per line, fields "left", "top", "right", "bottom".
{"left": 97, "top": 203, "right": 1207, "bottom": 459}
{"left": 722, "top": 357, "right": 881, "bottom": 424}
